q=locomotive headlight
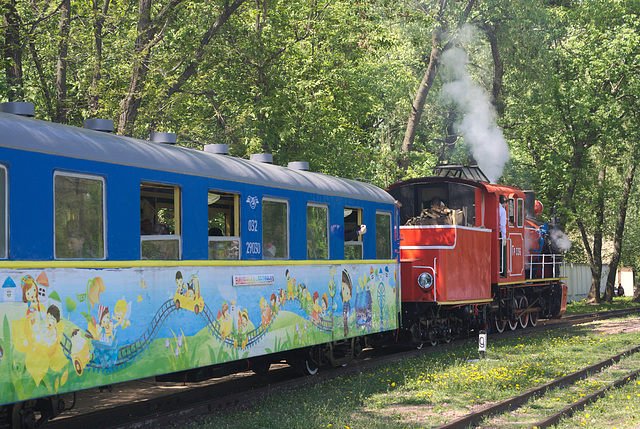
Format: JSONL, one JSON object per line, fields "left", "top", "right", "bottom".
{"left": 417, "top": 272, "right": 434, "bottom": 290}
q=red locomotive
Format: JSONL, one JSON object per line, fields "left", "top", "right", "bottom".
{"left": 388, "top": 165, "right": 567, "bottom": 345}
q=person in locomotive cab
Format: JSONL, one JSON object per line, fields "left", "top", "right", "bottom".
{"left": 499, "top": 195, "right": 508, "bottom": 278}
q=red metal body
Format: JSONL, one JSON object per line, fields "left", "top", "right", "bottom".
{"left": 400, "top": 225, "right": 491, "bottom": 303}
{"left": 391, "top": 177, "right": 531, "bottom": 305}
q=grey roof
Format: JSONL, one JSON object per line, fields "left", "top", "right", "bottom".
{"left": 0, "top": 113, "right": 394, "bottom": 203}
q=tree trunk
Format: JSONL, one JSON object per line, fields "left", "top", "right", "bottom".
{"left": 118, "top": 0, "right": 154, "bottom": 135}
{"left": 55, "top": 0, "right": 71, "bottom": 124}
{"left": 482, "top": 22, "right": 504, "bottom": 114}
{"left": 164, "top": 0, "right": 247, "bottom": 99}
{"left": 580, "top": 165, "right": 606, "bottom": 303}
{"left": 89, "top": 0, "right": 111, "bottom": 115}
{"left": 3, "top": 0, "right": 24, "bottom": 101}
{"left": 604, "top": 159, "right": 636, "bottom": 301}
{"left": 399, "top": 0, "right": 476, "bottom": 174}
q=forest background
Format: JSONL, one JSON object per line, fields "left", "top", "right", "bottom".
{"left": 1, "top": 0, "right": 639, "bottom": 302}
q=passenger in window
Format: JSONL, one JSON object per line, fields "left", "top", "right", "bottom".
{"left": 209, "top": 227, "right": 223, "bottom": 236}
{"left": 141, "top": 218, "right": 153, "bottom": 235}
{"left": 345, "top": 224, "right": 367, "bottom": 241}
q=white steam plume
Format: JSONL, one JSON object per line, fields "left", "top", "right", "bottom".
{"left": 439, "top": 29, "right": 510, "bottom": 183}
{"left": 550, "top": 229, "right": 572, "bottom": 252}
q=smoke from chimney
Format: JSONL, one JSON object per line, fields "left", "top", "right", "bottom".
{"left": 439, "top": 26, "right": 510, "bottom": 183}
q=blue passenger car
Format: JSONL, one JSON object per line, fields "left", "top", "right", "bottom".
{"left": 0, "top": 103, "right": 399, "bottom": 426}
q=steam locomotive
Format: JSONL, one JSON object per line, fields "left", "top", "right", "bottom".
{"left": 0, "top": 103, "right": 566, "bottom": 428}
{"left": 388, "top": 165, "right": 567, "bottom": 345}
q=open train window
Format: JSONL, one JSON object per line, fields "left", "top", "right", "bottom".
{"left": 262, "top": 198, "right": 288, "bottom": 259}
{"left": 208, "top": 190, "right": 240, "bottom": 260}
{"left": 376, "top": 211, "right": 392, "bottom": 259}
{"left": 344, "top": 207, "right": 363, "bottom": 260}
{"left": 0, "top": 166, "right": 6, "bottom": 259}
{"left": 140, "top": 182, "right": 181, "bottom": 260}
{"left": 54, "top": 172, "right": 105, "bottom": 259}
{"left": 307, "top": 203, "right": 328, "bottom": 260}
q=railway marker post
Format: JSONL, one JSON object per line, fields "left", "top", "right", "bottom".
{"left": 478, "top": 330, "right": 487, "bottom": 359}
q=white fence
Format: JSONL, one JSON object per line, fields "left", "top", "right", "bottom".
{"left": 564, "top": 263, "right": 635, "bottom": 302}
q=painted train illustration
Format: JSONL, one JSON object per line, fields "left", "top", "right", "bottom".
{"left": 0, "top": 102, "right": 566, "bottom": 428}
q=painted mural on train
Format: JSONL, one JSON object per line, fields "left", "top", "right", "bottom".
{"left": 0, "top": 263, "right": 397, "bottom": 405}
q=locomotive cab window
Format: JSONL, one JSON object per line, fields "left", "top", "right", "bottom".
{"left": 141, "top": 182, "right": 181, "bottom": 260}
{"left": 262, "top": 198, "right": 288, "bottom": 259}
{"left": 344, "top": 207, "right": 363, "bottom": 260}
{"left": 307, "top": 204, "right": 329, "bottom": 260}
{"left": 390, "top": 182, "right": 475, "bottom": 227}
{"left": 517, "top": 198, "right": 524, "bottom": 228}
{"left": 208, "top": 190, "right": 240, "bottom": 260}
{"left": 376, "top": 211, "right": 392, "bottom": 259}
{"left": 0, "top": 166, "right": 6, "bottom": 259}
{"left": 508, "top": 197, "right": 515, "bottom": 226}
{"left": 54, "top": 172, "right": 105, "bottom": 259}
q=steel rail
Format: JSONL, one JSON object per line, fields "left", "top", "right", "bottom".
{"left": 436, "top": 344, "right": 640, "bottom": 429}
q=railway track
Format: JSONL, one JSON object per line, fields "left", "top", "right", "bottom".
{"left": 437, "top": 344, "right": 640, "bottom": 428}
{"left": 43, "top": 307, "right": 640, "bottom": 429}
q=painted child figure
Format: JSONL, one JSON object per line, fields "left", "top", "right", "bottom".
{"left": 341, "top": 270, "right": 353, "bottom": 337}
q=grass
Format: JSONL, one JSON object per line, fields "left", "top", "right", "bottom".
{"left": 564, "top": 296, "right": 640, "bottom": 314}
{"left": 184, "top": 309, "right": 640, "bottom": 428}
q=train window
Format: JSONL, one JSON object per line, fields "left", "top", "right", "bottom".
{"left": 140, "top": 182, "right": 181, "bottom": 260}
{"left": 54, "top": 172, "right": 105, "bottom": 259}
{"left": 0, "top": 166, "right": 6, "bottom": 259}
{"left": 344, "top": 207, "right": 363, "bottom": 260}
{"left": 517, "top": 198, "right": 524, "bottom": 228}
{"left": 208, "top": 191, "right": 240, "bottom": 260}
{"left": 307, "top": 204, "right": 328, "bottom": 259}
{"left": 262, "top": 198, "right": 288, "bottom": 259}
{"left": 508, "top": 198, "right": 515, "bottom": 225}
{"left": 376, "top": 211, "right": 392, "bottom": 259}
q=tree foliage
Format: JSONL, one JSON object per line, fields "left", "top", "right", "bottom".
{"left": 2, "top": 0, "right": 640, "bottom": 292}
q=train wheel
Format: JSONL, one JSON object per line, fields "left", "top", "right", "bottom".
{"left": 530, "top": 309, "right": 539, "bottom": 327}
{"left": 508, "top": 314, "right": 518, "bottom": 331}
{"left": 518, "top": 296, "right": 529, "bottom": 329}
{"left": 428, "top": 327, "right": 438, "bottom": 346}
{"left": 11, "top": 402, "right": 36, "bottom": 429}
{"left": 174, "top": 300, "right": 180, "bottom": 310}
{"left": 494, "top": 318, "right": 506, "bottom": 333}
{"left": 194, "top": 305, "right": 199, "bottom": 315}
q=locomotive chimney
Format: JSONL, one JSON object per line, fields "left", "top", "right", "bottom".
{"left": 0, "top": 102, "right": 35, "bottom": 117}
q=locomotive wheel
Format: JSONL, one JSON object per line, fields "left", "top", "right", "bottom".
{"left": 508, "top": 314, "right": 518, "bottom": 331}
{"left": 194, "top": 305, "right": 199, "bottom": 315}
{"left": 174, "top": 300, "right": 180, "bottom": 310}
{"left": 494, "top": 318, "right": 506, "bottom": 333}
{"left": 530, "top": 309, "right": 539, "bottom": 327}
{"left": 518, "top": 296, "right": 530, "bottom": 329}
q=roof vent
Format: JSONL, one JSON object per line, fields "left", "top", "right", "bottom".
{"left": 83, "top": 118, "right": 114, "bottom": 133}
{"left": 250, "top": 153, "right": 273, "bottom": 164}
{"left": 288, "top": 161, "right": 309, "bottom": 171}
{"left": 1, "top": 102, "right": 35, "bottom": 117}
{"left": 204, "top": 144, "right": 229, "bottom": 155}
{"left": 150, "top": 132, "right": 177, "bottom": 144}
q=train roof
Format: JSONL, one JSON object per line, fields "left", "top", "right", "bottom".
{"left": 0, "top": 113, "right": 394, "bottom": 204}
{"left": 388, "top": 175, "right": 526, "bottom": 198}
